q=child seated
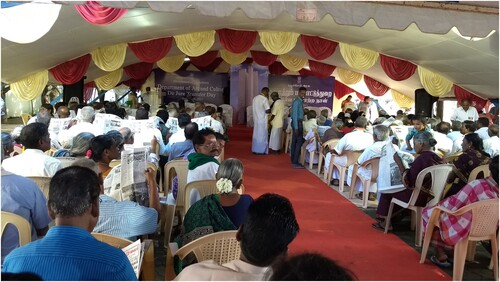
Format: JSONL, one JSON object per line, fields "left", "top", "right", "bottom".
{"left": 405, "top": 115, "right": 431, "bottom": 151}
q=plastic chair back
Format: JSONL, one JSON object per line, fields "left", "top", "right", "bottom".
{"left": 92, "top": 232, "right": 132, "bottom": 248}
{"left": 21, "top": 113, "right": 31, "bottom": 125}
{"left": 184, "top": 180, "right": 217, "bottom": 213}
{"left": 410, "top": 164, "right": 453, "bottom": 207}
{"left": 164, "top": 160, "right": 189, "bottom": 213}
{"left": 468, "top": 164, "right": 491, "bottom": 183}
{"left": 56, "top": 157, "right": 77, "bottom": 168}
{"left": 175, "top": 230, "right": 240, "bottom": 264}
{"left": 27, "top": 176, "right": 51, "bottom": 199}
{"left": 468, "top": 199, "right": 499, "bottom": 238}
{"left": 445, "top": 152, "right": 462, "bottom": 164}
{"left": 1, "top": 212, "right": 32, "bottom": 247}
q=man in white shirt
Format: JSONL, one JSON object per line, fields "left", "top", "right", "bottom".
{"left": 175, "top": 193, "right": 299, "bottom": 281}
{"left": 483, "top": 124, "right": 499, "bottom": 158}
{"left": 350, "top": 125, "right": 390, "bottom": 201}
{"left": 452, "top": 120, "right": 477, "bottom": 154}
{"left": 325, "top": 116, "right": 374, "bottom": 185}
{"left": 252, "top": 87, "right": 271, "bottom": 155}
{"left": 187, "top": 128, "right": 220, "bottom": 184}
{"left": 205, "top": 106, "right": 225, "bottom": 135}
{"left": 269, "top": 92, "right": 285, "bottom": 153}
{"left": 450, "top": 98, "right": 479, "bottom": 122}
{"left": 2, "top": 123, "right": 61, "bottom": 177}
{"left": 58, "top": 106, "right": 102, "bottom": 148}
{"left": 433, "top": 122, "right": 453, "bottom": 157}
{"left": 475, "top": 117, "right": 491, "bottom": 140}
{"left": 447, "top": 121, "right": 463, "bottom": 143}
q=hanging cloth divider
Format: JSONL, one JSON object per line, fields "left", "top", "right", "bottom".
{"left": 128, "top": 37, "right": 173, "bottom": 63}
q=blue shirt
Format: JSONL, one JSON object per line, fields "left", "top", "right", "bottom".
{"left": 1, "top": 171, "right": 52, "bottom": 263}
{"left": 405, "top": 127, "right": 431, "bottom": 140}
{"left": 291, "top": 96, "right": 304, "bottom": 129}
{"left": 94, "top": 195, "right": 158, "bottom": 240}
{"left": 168, "top": 140, "right": 194, "bottom": 162}
{"left": 3, "top": 226, "right": 137, "bottom": 281}
{"left": 222, "top": 194, "right": 254, "bottom": 227}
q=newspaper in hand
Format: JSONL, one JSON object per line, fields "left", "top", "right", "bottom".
{"left": 93, "top": 113, "right": 123, "bottom": 134}
{"left": 121, "top": 239, "right": 142, "bottom": 279}
{"left": 120, "top": 146, "right": 150, "bottom": 207}
{"left": 377, "top": 139, "right": 406, "bottom": 194}
{"left": 166, "top": 117, "right": 179, "bottom": 134}
{"left": 48, "top": 117, "right": 71, "bottom": 142}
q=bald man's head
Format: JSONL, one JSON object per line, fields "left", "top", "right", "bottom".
{"left": 56, "top": 106, "right": 70, "bottom": 118}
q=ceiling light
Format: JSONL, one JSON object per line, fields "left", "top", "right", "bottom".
{"left": 451, "top": 27, "right": 496, "bottom": 41}
{"left": 184, "top": 58, "right": 190, "bottom": 62}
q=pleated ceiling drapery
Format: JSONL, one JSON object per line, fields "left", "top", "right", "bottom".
{"left": 83, "top": 81, "right": 95, "bottom": 102}
{"left": 334, "top": 80, "right": 359, "bottom": 99}
{"left": 379, "top": 54, "right": 416, "bottom": 81}
{"left": 268, "top": 61, "right": 288, "bottom": 75}
{"left": 258, "top": 31, "right": 300, "bottom": 55}
{"left": 49, "top": 54, "right": 91, "bottom": 85}
{"left": 417, "top": 66, "right": 453, "bottom": 97}
{"left": 156, "top": 55, "right": 186, "bottom": 73}
{"left": 91, "top": 43, "right": 127, "bottom": 72}
{"left": 189, "top": 51, "right": 219, "bottom": 68}
{"left": 454, "top": 85, "right": 488, "bottom": 111}
{"left": 94, "top": 69, "right": 123, "bottom": 90}
{"left": 174, "top": 31, "right": 215, "bottom": 57}
{"left": 339, "top": 43, "right": 379, "bottom": 71}
{"left": 195, "top": 58, "right": 224, "bottom": 72}
{"left": 10, "top": 70, "right": 49, "bottom": 101}
{"left": 391, "top": 89, "right": 415, "bottom": 108}
{"left": 127, "top": 37, "right": 173, "bottom": 63}
{"left": 123, "top": 62, "right": 153, "bottom": 80}
{"left": 336, "top": 68, "right": 363, "bottom": 85}
{"left": 300, "top": 34, "right": 337, "bottom": 61}
{"left": 217, "top": 29, "right": 257, "bottom": 53}
{"left": 363, "top": 75, "right": 389, "bottom": 96}
{"left": 75, "top": 1, "right": 127, "bottom": 25}
{"left": 220, "top": 49, "right": 248, "bottom": 65}
{"left": 308, "top": 60, "right": 336, "bottom": 78}
{"left": 279, "top": 54, "right": 308, "bottom": 72}
{"left": 250, "top": 50, "right": 277, "bottom": 66}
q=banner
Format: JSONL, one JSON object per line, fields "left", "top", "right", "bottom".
{"left": 154, "top": 69, "right": 229, "bottom": 105}
{"left": 268, "top": 74, "right": 334, "bottom": 108}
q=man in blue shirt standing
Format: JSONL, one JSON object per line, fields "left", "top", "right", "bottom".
{"left": 3, "top": 166, "right": 137, "bottom": 281}
{"left": 290, "top": 87, "right": 307, "bottom": 168}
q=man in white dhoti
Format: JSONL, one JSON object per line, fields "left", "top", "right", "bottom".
{"left": 348, "top": 125, "right": 390, "bottom": 201}
{"left": 252, "top": 87, "right": 271, "bottom": 154}
{"left": 324, "top": 116, "right": 374, "bottom": 185}
{"left": 269, "top": 92, "right": 285, "bottom": 154}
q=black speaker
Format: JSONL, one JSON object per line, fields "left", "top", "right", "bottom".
{"left": 63, "top": 78, "right": 84, "bottom": 104}
{"left": 414, "top": 88, "right": 438, "bottom": 117}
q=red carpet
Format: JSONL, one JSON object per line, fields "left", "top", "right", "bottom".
{"left": 225, "top": 125, "right": 449, "bottom": 281}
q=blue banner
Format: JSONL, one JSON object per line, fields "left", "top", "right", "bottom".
{"left": 154, "top": 69, "right": 229, "bottom": 105}
{"left": 268, "top": 75, "right": 334, "bottom": 109}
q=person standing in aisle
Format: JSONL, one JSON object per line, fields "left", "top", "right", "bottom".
{"left": 252, "top": 87, "right": 271, "bottom": 155}
{"left": 290, "top": 87, "right": 307, "bottom": 168}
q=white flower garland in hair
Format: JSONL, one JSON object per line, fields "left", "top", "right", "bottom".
{"left": 216, "top": 178, "right": 233, "bottom": 194}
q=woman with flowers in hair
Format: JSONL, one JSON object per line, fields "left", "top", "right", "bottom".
{"left": 176, "top": 158, "right": 253, "bottom": 249}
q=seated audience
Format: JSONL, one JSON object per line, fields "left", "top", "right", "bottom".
{"left": 350, "top": 125, "right": 390, "bottom": 201}
{"left": 445, "top": 133, "right": 490, "bottom": 198}
{"left": 215, "top": 132, "right": 227, "bottom": 158}
{"left": 452, "top": 120, "right": 477, "bottom": 153}
{"left": 119, "top": 127, "right": 135, "bottom": 145}
{"left": 134, "top": 109, "right": 167, "bottom": 155}
{"left": 58, "top": 106, "right": 102, "bottom": 148}
{"left": 475, "top": 117, "right": 490, "bottom": 140}
{"left": 175, "top": 193, "right": 299, "bottom": 281}
{"left": 2, "top": 166, "right": 137, "bottom": 281}
{"left": 433, "top": 122, "right": 453, "bottom": 157}
{"left": 373, "top": 131, "right": 445, "bottom": 231}
{"left": 89, "top": 135, "right": 121, "bottom": 178}
{"left": 53, "top": 132, "right": 95, "bottom": 160}
{"left": 303, "top": 110, "right": 318, "bottom": 136}
{"left": 321, "top": 118, "right": 344, "bottom": 143}
{"left": 56, "top": 105, "right": 70, "bottom": 119}
{"left": 166, "top": 113, "right": 192, "bottom": 155}
{"left": 483, "top": 124, "right": 499, "bottom": 157}
{"left": 270, "top": 253, "right": 355, "bottom": 281}
{"left": 1, "top": 132, "right": 14, "bottom": 162}
{"left": 405, "top": 115, "right": 430, "bottom": 152}
{"left": 447, "top": 121, "right": 463, "bottom": 154}
{"left": 27, "top": 104, "right": 54, "bottom": 124}
{"left": 206, "top": 106, "right": 225, "bottom": 134}
{"left": 187, "top": 128, "right": 220, "bottom": 184}
{"left": 194, "top": 102, "right": 207, "bottom": 118}
{"left": 318, "top": 109, "right": 330, "bottom": 126}
{"left": 2, "top": 123, "right": 61, "bottom": 177}
{"left": 168, "top": 122, "right": 198, "bottom": 162}
{"left": 177, "top": 158, "right": 253, "bottom": 248}
{"left": 422, "top": 155, "right": 499, "bottom": 267}
{"left": 156, "top": 109, "right": 171, "bottom": 144}
{"left": 1, "top": 166, "right": 51, "bottom": 263}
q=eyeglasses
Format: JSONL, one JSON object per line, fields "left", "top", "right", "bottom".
{"left": 201, "top": 142, "right": 219, "bottom": 149}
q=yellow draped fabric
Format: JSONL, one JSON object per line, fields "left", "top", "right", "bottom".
{"left": 339, "top": 43, "right": 379, "bottom": 71}
{"left": 279, "top": 54, "right": 308, "bottom": 72}
{"left": 220, "top": 49, "right": 248, "bottom": 65}
{"left": 215, "top": 61, "right": 231, "bottom": 73}
{"left": 157, "top": 55, "right": 186, "bottom": 73}
{"left": 417, "top": 66, "right": 453, "bottom": 97}
{"left": 10, "top": 70, "right": 48, "bottom": 101}
{"left": 94, "top": 69, "right": 123, "bottom": 91}
{"left": 391, "top": 89, "right": 415, "bottom": 109}
{"left": 258, "top": 31, "right": 300, "bottom": 55}
{"left": 91, "top": 43, "right": 127, "bottom": 72}
{"left": 174, "top": 31, "right": 215, "bottom": 57}
{"left": 336, "top": 68, "right": 362, "bottom": 85}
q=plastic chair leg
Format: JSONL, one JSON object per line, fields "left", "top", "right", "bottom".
{"left": 453, "top": 239, "right": 469, "bottom": 281}
{"left": 385, "top": 201, "right": 395, "bottom": 234}
{"left": 415, "top": 208, "right": 423, "bottom": 247}
{"left": 362, "top": 180, "right": 369, "bottom": 209}
{"left": 420, "top": 224, "right": 436, "bottom": 263}
{"left": 339, "top": 167, "right": 346, "bottom": 192}
{"left": 410, "top": 210, "right": 416, "bottom": 231}
{"left": 491, "top": 236, "right": 499, "bottom": 280}
{"left": 308, "top": 152, "right": 314, "bottom": 170}
{"left": 466, "top": 241, "right": 477, "bottom": 261}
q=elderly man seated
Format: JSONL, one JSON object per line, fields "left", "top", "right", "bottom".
{"left": 2, "top": 123, "right": 61, "bottom": 177}
{"left": 58, "top": 106, "right": 102, "bottom": 148}
{"left": 433, "top": 122, "right": 453, "bottom": 157}
{"left": 483, "top": 124, "right": 499, "bottom": 157}
{"left": 324, "top": 116, "right": 374, "bottom": 186}
{"left": 2, "top": 166, "right": 137, "bottom": 280}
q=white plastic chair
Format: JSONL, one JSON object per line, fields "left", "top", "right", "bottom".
{"left": 468, "top": 164, "right": 491, "bottom": 183}
{"left": 317, "top": 139, "right": 339, "bottom": 176}
{"left": 419, "top": 199, "right": 499, "bottom": 281}
{"left": 325, "top": 150, "right": 362, "bottom": 192}
{"left": 349, "top": 157, "right": 380, "bottom": 208}
{"left": 1, "top": 212, "right": 32, "bottom": 248}
{"left": 384, "top": 164, "right": 454, "bottom": 247}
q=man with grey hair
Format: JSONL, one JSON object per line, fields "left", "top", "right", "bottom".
{"left": 349, "top": 125, "right": 390, "bottom": 202}
{"left": 321, "top": 118, "right": 344, "bottom": 143}
{"left": 58, "top": 106, "right": 102, "bottom": 148}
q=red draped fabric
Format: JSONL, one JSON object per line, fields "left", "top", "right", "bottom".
{"left": 334, "top": 80, "right": 361, "bottom": 99}
{"left": 363, "top": 75, "right": 389, "bottom": 96}
{"left": 122, "top": 77, "right": 147, "bottom": 89}
{"left": 300, "top": 35, "right": 338, "bottom": 61}
{"left": 309, "top": 60, "right": 336, "bottom": 78}
{"left": 123, "top": 62, "right": 153, "bottom": 80}
{"left": 49, "top": 54, "right": 91, "bottom": 85}
{"left": 83, "top": 81, "right": 95, "bottom": 102}
{"left": 128, "top": 37, "right": 173, "bottom": 63}
{"left": 195, "top": 57, "right": 223, "bottom": 72}
{"left": 179, "top": 62, "right": 191, "bottom": 72}
{"left": 268, "top": 61, "right": 288, "bottom": 75}
{"left": 356, "top": 92, "right": 366, "bottom": 101}
{"left": 217, "top": 29, "right": 257, "bottom": 53}
{"left": 379, "top": 54, "right": 416, "bottom": 81}
{"left": 250, "top": 50, "right": 277, "bottom": 66}
{"left": 298, "top": 69, "right": 316, "bottom": 77}
{"left": 242, "top": 58, "right": 253, "bottom": 65}
{"left": 189, "top": 51, "right": 219, "bottom": 68}
{"left": 454, "top": 85, "right": 488, "bottom": 111}
{"left": 75, "top": 1, "right": 127, "bottom": 25}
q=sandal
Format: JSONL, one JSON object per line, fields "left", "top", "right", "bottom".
{"left": 430, "top": 256, "right": 452, "bottom": 268}
{"left": 372, "top": 222, "right": 392, "bottom": 231}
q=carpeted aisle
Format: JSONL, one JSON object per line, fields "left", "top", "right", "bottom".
{"left": 224, "top": 125, "right": 449, "bottom": 281}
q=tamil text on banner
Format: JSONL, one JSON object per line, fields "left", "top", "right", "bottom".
{"left": 268, "top": 74, "right": 334, "bottom": 109}
{"left": 154, "top": 69, "right": 229, "bottom": 105}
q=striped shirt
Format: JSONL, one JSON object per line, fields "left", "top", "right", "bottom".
{"left": 3, "top": 226, "right": 137, "bottom": 281}
{"left": 94, "top": 195, "right": 158, "bottom": 240}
